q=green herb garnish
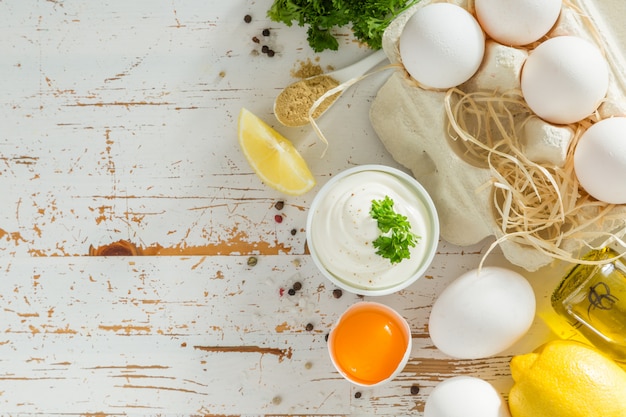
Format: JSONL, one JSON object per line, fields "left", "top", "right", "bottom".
{"left": 267, "top": 0, "right": 419, "bottom": 52}
{"left": 370, "top": 196, "right": 419, "bottom": 264}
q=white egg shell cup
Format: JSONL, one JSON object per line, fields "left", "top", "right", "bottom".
{"left": 327, "top": 302, "right": 412, "bottom": 387}
{"left": 371, "top": 0, "right": 626, "bottom": 271}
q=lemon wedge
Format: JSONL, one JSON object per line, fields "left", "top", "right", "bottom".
{"left": 238, "top": 108, "right": 316, "bottom": 196}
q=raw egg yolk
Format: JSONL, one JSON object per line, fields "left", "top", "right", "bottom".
{"left": 330, "top": 305, "right": 408, "bottom": 385}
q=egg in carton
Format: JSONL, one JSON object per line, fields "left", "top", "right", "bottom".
{"left": 370, "top": 0, "right": 626, "bottom": 271}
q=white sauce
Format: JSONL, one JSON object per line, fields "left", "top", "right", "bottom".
{"left": 309, "top": 170, "right": 432, "bottom": 290}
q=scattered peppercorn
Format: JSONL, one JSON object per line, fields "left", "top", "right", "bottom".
{"left": 262, "top": 45, "right": 270, "bottom": 54}
{"left": 332, "top": 288, "right": 343, "bottom": 299}
{"left": 288, "top": 288, "right": 296, "bottom": 296}
{"left": 275, "top": 201, "right": 284, "bottom": 210}
{"left": 354, "top": 391, "right": 362, "bottom": 399}
{"left": 293, "top": 281, "right": 302, "bottom": 291}
{"left": 290, "top": 228, "right": 297, "bottom": 236}
{"left": 247, "top": 256, "right": 258, "bottom": 267}
{"left": 274, "top": 214, "right": 283, "bottom": 223}
{"left": 262, "top": 28, "right": 270, "bottom": 36}
{"left": 305, "top": 323, "right": 314, "bottom": 331}
{"left": 252, "top": 36, "right": 260, "bottom": 44}
{"left": 410, "top": 385, "right": 420, "bottom": 395}
{"left": 244, "top": 14, "right": 252, "bottom": 23}
{"left": 267, "top": 49, "right": 275, "bottom": 57}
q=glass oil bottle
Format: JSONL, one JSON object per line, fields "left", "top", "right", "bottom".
{"left": 551, "top": 247, "right": 626, "bottom": 362}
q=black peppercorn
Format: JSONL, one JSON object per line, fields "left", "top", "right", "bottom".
{"left": 267, "top": 49, "right": 275, "bottom": 57}
{"left": 293, "top": 281, "right": 302, "bottom": 291}
{"left": 244, "top": 14, "right": 252, "bottom": 23}
{"left": 288, "top": 288, "right": 296, "bottom": 296}
{"left": 354, "top": 391, "right": 362, "bottom": 399}
{"left": 305, "top": 323, "right": 314, "bottom": 331}
{"left": 290, "top": 228, "right": 297, "bottom": 236}
{"left": 262, "top": 28, "right": 270, "bottom": 36}
{"left": 332, "top": 289, "right": 343, "bottom": 299}
{"left": 262, "top": 45, "right": 269, "bottom": 54}
{"left": 410, "top": 385, "right": 420, "bottom": 395}
{"left": 274, "top": 201, "right": 284, "bottom": 210}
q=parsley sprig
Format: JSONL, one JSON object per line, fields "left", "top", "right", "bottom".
{"left": 267, "top": 0, "right": 419, "bottom": 52}
{"left": 370, "top": 196, "right": 419, "bottom": 264}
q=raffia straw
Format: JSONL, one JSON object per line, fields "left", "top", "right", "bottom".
{"left": 444, "top": 88, "right": 626, "bottom": 267}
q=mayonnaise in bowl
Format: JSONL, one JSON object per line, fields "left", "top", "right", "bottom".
{"left": 307, "top": 165, "right": 439, "bottom": 295}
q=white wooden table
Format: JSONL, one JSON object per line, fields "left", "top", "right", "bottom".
{"left": 1, "top": 1, "right": 623, "bottom": 415}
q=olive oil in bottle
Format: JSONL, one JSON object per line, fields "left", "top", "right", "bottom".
{"left": 551, "top": 247, "right": 626, "bottom": 362}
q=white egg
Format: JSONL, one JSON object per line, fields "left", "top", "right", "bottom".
{"left": 574, "top": 117, "right": 626, "bottom": 204}
{"left": 399, "top": 3, "right": 485, "bottom": 89}
{"left": 428, "top": 266, "right": 535, "bottom": 359}
{"left": 475, "top": 0, "right": 562, "bottom": 46}
{"left": 521, "top": 36, "right": 609, "bottom": 124}
{"left": 424, "top": 376, "right": 511, "bottom": 417}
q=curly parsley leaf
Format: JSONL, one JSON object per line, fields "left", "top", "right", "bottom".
{"left": 370, "top": 196, "right": 420, "bottom": 264}
{"left": 267, "top": 0, "right": 419, "bottom": 52}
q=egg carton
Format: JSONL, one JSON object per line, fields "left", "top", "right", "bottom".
{"left": 370, "top": 0, "right": 626, "bottom": 271}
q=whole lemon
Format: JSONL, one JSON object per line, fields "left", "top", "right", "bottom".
{"left": 509, "top": 340, "right": 626, "bottom": 417}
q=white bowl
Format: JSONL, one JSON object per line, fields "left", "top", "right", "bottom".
{"left": 327, "top": 301, "right": 412, "bottom": 387}
{"left": 306, "top": 164, "right": 439, "bottom": 296}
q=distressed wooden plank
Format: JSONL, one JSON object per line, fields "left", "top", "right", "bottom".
{"left": 0, "top": 255, "right": 356, "bottom": 337}
{"left": 0, "top": 0, "right": 393, "bottom": 257}
{"left": 0, "top": 333, "right": 349, "bottom": 415}
{"left": 0, "top": 242, "right": 516, "bottom": 339}
{"left": 0, "top": 244, "right": 558, "bottom": 415}
{"left": 0, "top": 255, "right": 349, "bottom": 415}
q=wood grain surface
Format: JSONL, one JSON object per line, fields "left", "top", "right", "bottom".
{"left": 0, "top": 1, "right": 615, "bottom": 416}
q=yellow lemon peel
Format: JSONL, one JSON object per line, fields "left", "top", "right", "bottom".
{"left": 509, "top": 340, "right": 626, "bottom": 417}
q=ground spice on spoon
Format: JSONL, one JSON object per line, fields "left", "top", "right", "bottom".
{"left": 275, "top": 59, "right": 340, "bottom": 127}
{"left": 275, "top": 75, "right": 340, "bottom": 127}
{"left": 291, "top": 58, "right": 330, "bottom": 79}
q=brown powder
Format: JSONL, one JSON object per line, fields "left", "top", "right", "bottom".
{"left": 274, "top": 74, "right": 341, "bottom": 127}
{"left": 291, "top": 58, "right": 326, "bottom": 79}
